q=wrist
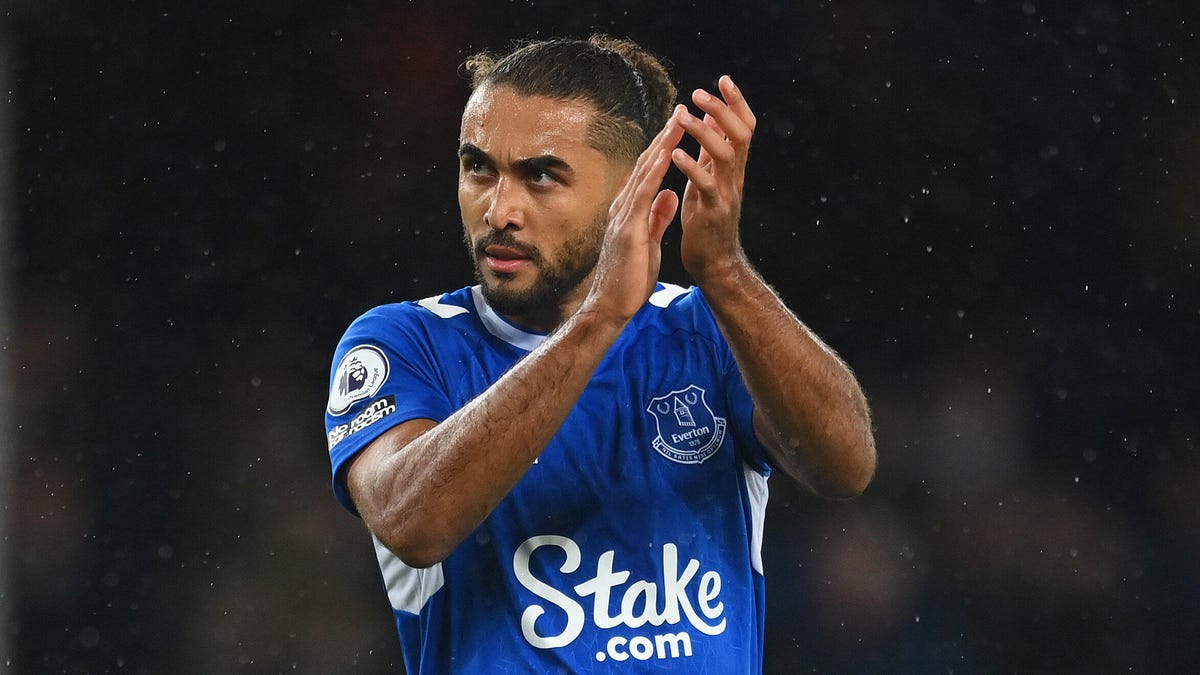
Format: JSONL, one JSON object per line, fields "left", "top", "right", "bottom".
{"left": 693, "top": 250, "right": 756, "bottom": 296}
{"left": 571, "top": 297, "right": 635, "bottom": 339}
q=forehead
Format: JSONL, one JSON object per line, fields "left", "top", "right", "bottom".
{"left": 459, "top": 85, "right": 602, "bottom": 160}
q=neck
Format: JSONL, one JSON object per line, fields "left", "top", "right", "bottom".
{"left": 491, "top": 274, "right": 595, "bottom": 334}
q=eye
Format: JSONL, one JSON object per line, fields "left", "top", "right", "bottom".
{"left": 529, "top": 170, "right": 557, "bottom": 186}
{"left": 460, "top": 155, "right": 495, "bottom": 178}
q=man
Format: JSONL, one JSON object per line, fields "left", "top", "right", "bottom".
{"left": 324, "top": 35, "right": 875, "bottom": 673}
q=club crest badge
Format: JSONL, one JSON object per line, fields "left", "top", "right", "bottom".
{"left": 646, "top": 384, "right": 727, "bottom": 464}
{"left": 327, "top": 345, "right": 389, "bottom": 415}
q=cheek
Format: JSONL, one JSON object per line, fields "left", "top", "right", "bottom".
{"left": 458, "top": 184, "right": 485, "bottom": 221}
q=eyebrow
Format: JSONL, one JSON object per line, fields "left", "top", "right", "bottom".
{"left": 458, "top": 143, "right": 489, "bottom": 164}
{"left": 458, "top": 143, "right": 575, "bottom": 177}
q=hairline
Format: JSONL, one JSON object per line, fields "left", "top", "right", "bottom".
{"left": 467, "top": 82, "right": 645, "bottom": 166}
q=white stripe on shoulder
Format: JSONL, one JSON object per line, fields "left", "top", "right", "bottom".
{"left": 417, "top": 294, "right": 469, "bottom": 319}
{"left": 471, "top": 286, "right": 547, "bottom": 351}
{"left": 373, "top": 534, "right": 444, "bottom": 614}
{"left": 649, "top": 283, "right": 690, "bottom": 308}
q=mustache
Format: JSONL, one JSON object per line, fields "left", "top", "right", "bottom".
{"left": 472, "top": 230, "right": 542, "bottom": 263}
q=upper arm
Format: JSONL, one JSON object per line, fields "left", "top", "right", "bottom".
{"left": 344, "top": 417, "right": 439, "bottom": 521}
{"left": 324, "top": 305, "right": 457, "bottom": 514}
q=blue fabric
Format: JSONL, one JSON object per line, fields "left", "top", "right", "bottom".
{"left": 325, "top": 283, "right": 775, "bottom": 673}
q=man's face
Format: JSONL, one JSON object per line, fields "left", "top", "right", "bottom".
{"left": 457, "top": 85, "right": 631, "bottom": 328}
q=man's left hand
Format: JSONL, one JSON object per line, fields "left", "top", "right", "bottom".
{"left": 671, "top": 75, "right": 757, "bottom": 282}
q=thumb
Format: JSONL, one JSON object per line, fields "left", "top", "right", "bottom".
{"left": 647, "top": 189, "right": 679, "bottom": 245}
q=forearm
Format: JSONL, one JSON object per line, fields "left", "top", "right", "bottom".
{"left": 699, "top": 255, "right": 876, "bottom": 496}
{"left": 352, "top": 308, "right": 626, "bottom": 566}
{"left": 355, "top": 105, "right": 688, "bottom": 566}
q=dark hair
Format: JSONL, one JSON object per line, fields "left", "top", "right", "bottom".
{"left": 464, "top": 35, "right": 677, "bottom": 162}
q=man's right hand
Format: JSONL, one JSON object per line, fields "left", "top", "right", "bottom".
{"left": 581, "top": 107, "right": 687, "bottom": 325}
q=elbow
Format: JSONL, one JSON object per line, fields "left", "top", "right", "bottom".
{"left": 822, "top": 409, "right": 877, "bottom": 498}
{"left": 361, "top": 501, "right": 459, "bottom": 568}
{"left": 351, "top": 480, "right": 461, "bottom": 567}
{"left": 376, "top": 525, "right": 457, "bottom": 569}
{"left": 396, "top": 547, "right": 451, "bottom": 570}
{"left": 819, "top": 460, "right": 874, "bottom": 499}
{"left": 804, "top": 434, "right": 877, "bottom": 499}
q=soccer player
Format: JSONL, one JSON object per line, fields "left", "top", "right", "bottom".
{"left": 324, "top": 35, "right": 876, "bottom": 673}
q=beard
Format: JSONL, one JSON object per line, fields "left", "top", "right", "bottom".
{"left": 465, "top": 213, "right": 606, "bottom": 322}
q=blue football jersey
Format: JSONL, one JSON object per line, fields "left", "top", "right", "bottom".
{"left": 325, "top": 283, "right": 775, "bottom": 673}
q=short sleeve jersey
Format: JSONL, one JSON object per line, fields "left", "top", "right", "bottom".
{"left": 325, "top": 283, "right": 774, "bottom": 674}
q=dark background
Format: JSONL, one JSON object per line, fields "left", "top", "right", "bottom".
{"left": 4, "top": 0, "right": 1198, "bottom": 672}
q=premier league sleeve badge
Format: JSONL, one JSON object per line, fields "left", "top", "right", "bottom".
{"left": 327, "top": 344, "right": 390, "bottom": 416}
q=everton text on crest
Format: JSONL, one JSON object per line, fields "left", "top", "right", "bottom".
{"left": 645, "top": 385, "right": 727, "bottom": 465}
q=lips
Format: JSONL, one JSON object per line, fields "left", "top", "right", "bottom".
{"left": 483, "top": 244, "right": 533, "bottom": 274}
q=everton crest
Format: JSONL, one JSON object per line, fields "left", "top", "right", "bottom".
{"left": 646, "top": 384, "right": 727, "bottom": 464}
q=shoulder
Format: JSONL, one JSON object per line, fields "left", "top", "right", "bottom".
{"left": 343, "top": 287, "right": 476, "bottom": 339}
{"left": 640, "top": 282, "right": 719, "bottom": 330}
{"left": 327, "top": 287, "right": 477, "bottom": 411}
{"left": 647, "top": 282, "right": 692, "bottom": 309}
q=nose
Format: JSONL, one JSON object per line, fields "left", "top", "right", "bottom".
{"left": 483, "top": 176, "right": 525, "bottom": 231}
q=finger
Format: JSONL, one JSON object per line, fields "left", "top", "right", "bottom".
{"left": 671, "top": 147, "right": 720, "bottom": 197}
{"left": 701, "top": 111, "right": 723, "bottom": 141}
{"left": 648, "top": 189, "right": 679, "bottom": 244}
{"left": 615, "top": 138, "right": 661, "bottom": 204}
{"left": 677, "top": 108, "right": 734, "bottom": 165}
{"left": 619, "top": 110, "right": 686, "bottom": 201}
{"left": 690, "top": 83, "right": 752, "bottom": 150}
{"left": 717, "top": 75, "right": 757, "bottom": 135}
{"left": 610, "top": 146, "right": 671, "bottom": 223}
{"left": 610, "top": 153, "right": 673, "bottom": 228}
{"left": 640, "top": 105, "right": 688, "bottom": 165}
{"left": 641, "top": 146, "right": 680, "bottom": 199}
{"left": 696, "top": 113, "right": 723, "bottom": 169}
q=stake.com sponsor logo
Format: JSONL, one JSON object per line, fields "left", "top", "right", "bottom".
{"left": 513, "top": 535, "right": 727, "bottom": 663}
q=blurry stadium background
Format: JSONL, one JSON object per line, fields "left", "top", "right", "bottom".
{"left": 2, "top": 1, "right": 1197, "bottom": 672}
